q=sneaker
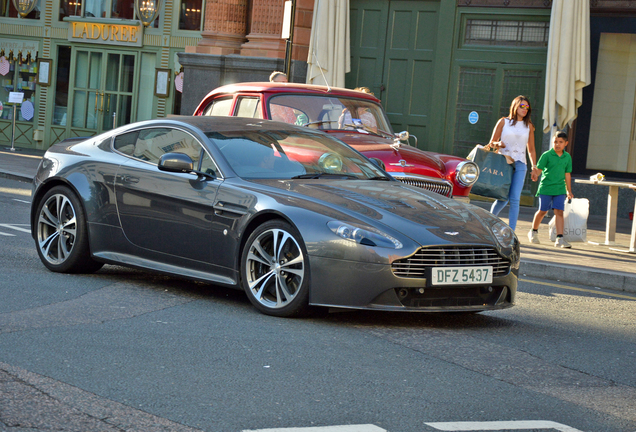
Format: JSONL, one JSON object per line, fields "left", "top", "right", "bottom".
{"left": 555, "top": 237, "right": 572, "bottom": 248}
{"left": 528, "top": 230, "right": 540, "bottom": 244}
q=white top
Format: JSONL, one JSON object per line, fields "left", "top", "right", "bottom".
{"left": 499, "top": 118, "right": 530, "bottom": 164}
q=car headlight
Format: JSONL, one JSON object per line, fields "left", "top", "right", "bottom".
{"left": 327, "top": 221, "right": 403, "bottom": 249}
{"left": 319, "top": 153, "right": 343, "bottom": 171}
{"left": 456, "top": 161, "right": 479, "bottom": 187}
{"left": 491, "top": 221, "right": 515, "bottom": 248}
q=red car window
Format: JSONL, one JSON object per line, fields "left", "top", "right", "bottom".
{"left": 202, "top": 97, "right": 233, "bottom": 116}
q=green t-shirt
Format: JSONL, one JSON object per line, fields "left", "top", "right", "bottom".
{"left": 536, "top": 148, "right": 572, "bottom": 196}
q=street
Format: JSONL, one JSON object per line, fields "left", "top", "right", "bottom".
{"left": 1, "top": 177, "right": 635, "bottom": 432}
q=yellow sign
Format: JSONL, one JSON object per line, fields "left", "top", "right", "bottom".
{"left": 68, "top": 21, "right": 143, "bottom": 47}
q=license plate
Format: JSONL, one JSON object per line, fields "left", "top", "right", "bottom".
{"left": 431, "top": 266, "right": 493, "bottom": 286}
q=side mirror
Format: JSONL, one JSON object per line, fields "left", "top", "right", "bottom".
{"left": 370, "top": 157, "right": 386, "bottom": 170}
{"left": 158, "top": 152, "right": 194, "bottom": 173}
{"left": 397, "top": 131, "right": 410, "bottom": 141}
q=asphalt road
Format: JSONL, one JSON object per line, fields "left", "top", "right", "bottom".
{"left": 1, "top": 177, "right": 635, "bottom": 432}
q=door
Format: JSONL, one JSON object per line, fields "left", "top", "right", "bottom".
{"left": 70, "top": 49, "right": 136, "bottom": 135}
{"left": 347, "top": 0, "right": 440, "bottom": 145}
{"left": 113, "top": 127, "right": 220, "bottom": 263}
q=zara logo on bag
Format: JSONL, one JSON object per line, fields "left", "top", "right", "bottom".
{"left": 482, "top": 166, "right": 505, "bottom": 176}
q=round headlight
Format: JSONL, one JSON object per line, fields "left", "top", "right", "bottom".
{"left": 319, "top": 153, "right": 343, "bottom": 171}
{"left": 456, "top": 160, "right": 479, "bottom": 187}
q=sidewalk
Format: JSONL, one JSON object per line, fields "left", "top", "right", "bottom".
{"left": 2, "top": 147, "right": 635, "bottom": 294}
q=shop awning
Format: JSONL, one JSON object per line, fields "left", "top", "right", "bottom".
{"left": 0, "top": 39, "right": 39, "bottom": 63}
{"left": 305, "top": 0, "right": 350, "bottom": 88}
{"left": 542, "top": 0, "right": 591, "bottom": 133}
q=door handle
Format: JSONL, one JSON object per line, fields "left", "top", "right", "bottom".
{"left": 121, "top": 175, "right": 139, "bottom": 184}
{"left": 100, "top": 92, "right": 105, "bottom": 112}
{"left": 94, "top": 92, "right": 99, "bottom": 112}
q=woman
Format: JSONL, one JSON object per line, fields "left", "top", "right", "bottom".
{"left": 487, "top": 95, "right": 538, "bottom": 231}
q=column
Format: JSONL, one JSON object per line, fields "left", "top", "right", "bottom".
{"left": 190, "top": 0, "right": 249, "bottom": 55}
{"left": 240, "top": 0, "right": 287, "bottom": 58}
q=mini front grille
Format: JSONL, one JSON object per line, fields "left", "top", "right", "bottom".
{"left": 391, "top": 246, "right": 511, "bottom": 278}
{"left": 392, "top": 176, "right": 452, "bottom": 198}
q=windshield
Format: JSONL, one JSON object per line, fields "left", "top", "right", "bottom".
{"left": 267, "top": 94, "right": 393, "bottom": 137}
{"left": 205, "top": 129, "right": 389, "bottom": 180}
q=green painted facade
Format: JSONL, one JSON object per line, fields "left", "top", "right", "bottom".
{"left": 347, "top": 0, "right": 549, "bottom": 201}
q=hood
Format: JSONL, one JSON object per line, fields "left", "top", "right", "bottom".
{"left": 328, "top": 131, "right": 446, "bottom": 177}
{"left": 253, "top": 179, "right": 496, "bottom": 246}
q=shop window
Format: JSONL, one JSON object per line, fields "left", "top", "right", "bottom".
{"left": 179, "top": 0, "right": 202, "bottom": 30}
{"left": 464, "top": 19, "right": 549, "bottom": 47}
{"left": 0, "top": 58, "right": 37, "bottom": 122}
{"left": 59, "top": 0, "right": 138, "bottom": 21}
{"left": 53, "top": 46, "right": 72, "bottom": 126}
{"left": 1, "top": 0, "right": 41, "bottom": 18}
{"left": 586, "top": 33, "right": 636, "bottom": 174}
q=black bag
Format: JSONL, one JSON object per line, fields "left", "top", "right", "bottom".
{"left": 470, "top": 147, "right": 514, "bottom": 201}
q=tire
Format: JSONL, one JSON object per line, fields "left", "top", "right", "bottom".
{"left": 34, "top": 186, "right": 103, "bottom": 274}
{"left": 240, "top": 220, "right": 311, "bottom": 317}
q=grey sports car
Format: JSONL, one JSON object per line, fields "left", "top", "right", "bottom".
{"left": 31, "top": 116, "right": 519, "bottom": 317}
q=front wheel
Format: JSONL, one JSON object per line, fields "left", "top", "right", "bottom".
{"left": 240, "top": 220, "right": 311, "bottom": 317}
{"left": 34, "top": 186, "right": 103, "bottom": 274}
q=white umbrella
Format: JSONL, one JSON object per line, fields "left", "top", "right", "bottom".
{"left": 305, "top": 0, "right": 350, "bottom": 88}
{"left": 542, "top": 0, "right": 591, "bottom": 134}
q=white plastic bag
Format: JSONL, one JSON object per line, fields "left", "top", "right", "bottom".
{"left": 467, "top": 144, "right": 485, "bottom": 161}
{"left": 548, "top": 198, "right": 589, "bottom": 242}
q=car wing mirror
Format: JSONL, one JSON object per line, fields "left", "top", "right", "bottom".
{"left": 370, "top": 157, "right": 386, "bottom": 170}
{"left": 159, "top": 152, "right": 195, "bottom": 173}
{"left": 397, "top": 131, "right": 409, "bottom": 141}
{"left": 159, "top": 152, "right": 216, "bottom": 181}
{"left": 394, "top": 131, "right": 417, "bottom": 148}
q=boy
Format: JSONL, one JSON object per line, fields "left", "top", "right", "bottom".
{"left": 528, "top": 131, "right": 574, "bottom": 248}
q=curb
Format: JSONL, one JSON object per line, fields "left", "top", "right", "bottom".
{"left": 0, "top": 171, "right": 33, "bottom": 183}
{"left": 520, "top": 259, "right": 636, "bottom": 293}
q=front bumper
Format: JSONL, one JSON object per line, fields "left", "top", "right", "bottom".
{"left": 308, "top": 255, "right": 518, "bottom": 312}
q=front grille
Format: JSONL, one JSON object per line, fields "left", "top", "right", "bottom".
{"left": 391, "top": 246, "right": 511, "bottom": 278}
{"left": 392, "top": 176, "right": 452, "bottom": 198}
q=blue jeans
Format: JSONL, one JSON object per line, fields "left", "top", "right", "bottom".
{"left": 490, "top": 160, "right": 527, "bottom": 230}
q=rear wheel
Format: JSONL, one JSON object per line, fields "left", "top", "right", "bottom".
{"left": 35, "top": 186, "right": 103, "bottom": 273}
{"left": 240, "top": 220, "right": 310, "bottom": 317}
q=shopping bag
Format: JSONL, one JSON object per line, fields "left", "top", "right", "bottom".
{"left": 548, "top": 198, "right": 589, "bottom": 242}
{"left": 469, "top": 147, "right": 514, "bottom": 201}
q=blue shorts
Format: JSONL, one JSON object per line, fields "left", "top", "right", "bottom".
{"left": 539, "top": 194, "right": 567, "bottom": 211}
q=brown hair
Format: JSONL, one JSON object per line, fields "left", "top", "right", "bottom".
{"left": 507, "top": 95, "right": 533, "bottom": 128}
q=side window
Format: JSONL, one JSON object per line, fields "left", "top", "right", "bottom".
{"left": 200, "top": 151, "right": 218, "bottom": 176}
{"left": 113, "top": 131, "right": 139, "bottom": 156}
{"left": 203, "top": 98, "right": 234, "bottom": 116}
{"left": 236, "top": 97, "right": 263, "bottom": 119}
{"left": 115, "top": 128, "right": 204, "bottom": 166}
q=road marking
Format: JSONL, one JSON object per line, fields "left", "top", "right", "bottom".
{"left": 0, "top": 223, "right": 30, "bottom": 233}
{"left": 0, "top": 186, "right": 31, "bottom": 196}
{"left": 521, "top": 277, "right": 636, "bottom": 300}
{"left": 12, "top": 198, "right": 31, "bottom": 204}
{"left": 243, "top": 426, "right": 387, "bottom": 432}
{"left": 425, "top": 420, "right": 584, "bottom": 431}
{"left": 0, "top": 231, "right": 15, "bottom": 236}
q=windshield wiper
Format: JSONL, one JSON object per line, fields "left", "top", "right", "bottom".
{"left": 292, "top": 173, "right": 359, "bottom": 180}
{"left": 302, "top": 120, "right": 338, "bottom": 128}
{"left": 367, "top": 176, "right": 391, "bottom": 181}
{"left": 343, "top": 123, "right": 393, "bottom": 139}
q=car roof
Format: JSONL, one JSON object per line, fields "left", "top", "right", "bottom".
{"left": 156, "top": 115, "right": 321, "bottom": 134}
{"left": 207, "top": 82, "right": 381, "bottom": 103}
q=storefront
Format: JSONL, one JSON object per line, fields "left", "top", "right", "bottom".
{"left": 0, "top": 0, "right": 202, "bottom": 150}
